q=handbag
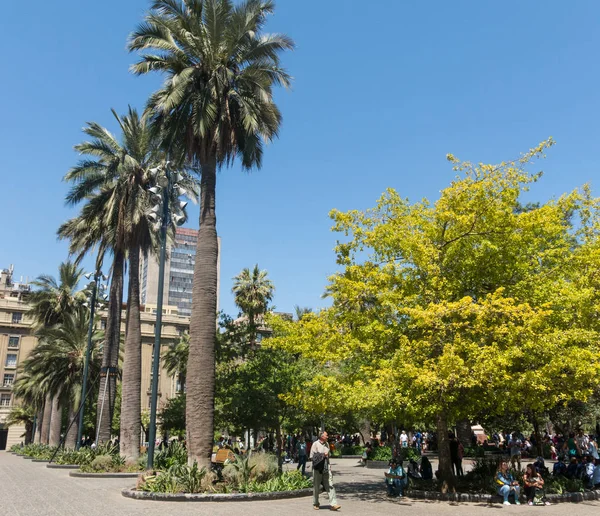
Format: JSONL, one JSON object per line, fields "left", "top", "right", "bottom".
{"left": 312, "top": 452, "right": 326, "bottom": 472}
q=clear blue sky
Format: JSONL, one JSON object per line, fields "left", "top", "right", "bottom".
{"left": 1, "top": 0, "right": 599, "bottom": 317}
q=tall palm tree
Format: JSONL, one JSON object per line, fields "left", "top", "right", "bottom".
{"left": 11, "top": 370, "right": 45, "bottom": 443}
{"left": 21, "top": 307, "right": 103, "bottom": 448}
{"left": 232, "top": 264, "right": 275, "bottom": 342}
{"left": 28, "top": 261, "right": 86, "bottom": 328}
{"left": 59, "top": 107, "right": 178, "bottom": 459}
{"left": 129, "top": 0, "right": 293, "bottom": 467}
{"left": 163, "top": 333, "right": 189, "bottom": 393}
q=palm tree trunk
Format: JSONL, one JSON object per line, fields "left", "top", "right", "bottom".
{"left": 97, "top": 251, "right": 125, "bottom": 443}
{"left": 49, "top": 396, "right": 62, "bottom": 447}
{"left": 40, "top": 394, "right": 52, "bottom": 445}
{"left": 437, "top": 412, "right": 456, "bottom": 493}
{"left": 120, "top": 245, "right": 142, "bottom": 461}
{"left": 34, "top": 408, "right": 44, "bottom": 444}
{"left": 65, "top": 402, "right": 79, "bottom": 449}
{"left": 187, "top": 157, "right": 218, "bottom": 469}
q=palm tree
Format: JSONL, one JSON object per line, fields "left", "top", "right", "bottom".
{"left": 129, "top": 0, "right": 293, "bottom": 466}
{"left": 163, "top": 333, "right": 189, "bottom": 393}
{"left": 5, "top": 406, "right": 35, "bottom": 444}
{"left": 11, "top": 370, "right": 45, "bottom": 443}
{"left": 21, "top": 307, "right": 103, "bottom": 448}
{"left": 28, "top": 261, "right": 86, "bottom": 328}
{"left": 232, "top": 264, "right": 275, "bottom": 342}
{"left": 59, "top": 107, "right": 178, "bottom": 459}
{"left": 294, "top": 305, "right": 313, "bottom": 321}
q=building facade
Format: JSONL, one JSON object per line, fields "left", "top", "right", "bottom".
{"left": 141, "top": 227, "right": 221, "bottom": 317}
{"left": 0, "top": 265, "right": 190, "bottom": 450}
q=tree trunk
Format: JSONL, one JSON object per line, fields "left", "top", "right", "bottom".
{"left": 437, "top": 412, "right": 456, "bottom": 493}
{"left": 120, "top": 245, "right": 142, "bottom": 461}
{"left": 96, "top": 251, "right": 124, "bottom": 443}
{"left": 532, "top": 416, "right": 543, "bottom": 457}
{"left": 65, "top": 402, "right": 79, "bottom": 450}
{"left": 25, "top": 422, "right": 33, "bottom": 445}
{"left": 358, "top": 419, "right": 371, "bottom": 446}
{"left": 276, "top": 424, "right": 283, "bottom": 473}
{"left": 456, "top": 418, "right": 472, "bottom": 446}
{"left": 187, "top": 158, "right": 218, "bottom": 469}
{"left": 34, "top": 408, "right": 43, "bottom": 444}
{"left": 49, "top": 396, "right": 62, "bottom": 447}
{"left": 40, "top": 394, "right": 52, "bottom": 445}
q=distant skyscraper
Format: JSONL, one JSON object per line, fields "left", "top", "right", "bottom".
{"left": 141, "top": 228, "right": 220, "bottom": 317}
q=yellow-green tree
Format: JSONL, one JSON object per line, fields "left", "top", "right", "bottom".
{"left": 268, "top": 140, "right": 600, "bottom": 490}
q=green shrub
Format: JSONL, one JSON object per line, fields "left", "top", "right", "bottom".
{"left": 154, "top": 441, "right": 187, "bottom": 470}
{"left": 545, "top": 476, "right": 584, "bottom": 494}
{"left": 462, "top": 446, "right": 485, "bottom": 458}
{"left": 89, "top": 455, "right": 114, "bottom": 472}
{"left": 137, "top": 463, "right": 207, "bottom": 494}
{"left": 368, "top": 446, "right": 392, "bottom": 461}
{"left": 248, "top": 453, "right": 278, "bottom": 482}
{"left": 247, "top": 471, "right": 312, "bottom": 493}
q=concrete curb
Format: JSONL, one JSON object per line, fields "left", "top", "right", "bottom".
{"left": 406, "top": 488, "right": 600, "bottom": 504}
{"left": 70, "top": 471, "right": 140, "bottom": 478}
{"left": 365, "top": 461, "right": 391, "bottom": 469}
{"left": 31, "top": 459, "right": 51, "bottom": 463}
{"left": 121, "top": 487, "right": 313, "bottom": 502}
{"left": 47, "top": 464, "right": 80, "bottom": 469}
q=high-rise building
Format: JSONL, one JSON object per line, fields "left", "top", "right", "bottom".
{"left": 141, "top": 227, "right": 221, "bottom": 317}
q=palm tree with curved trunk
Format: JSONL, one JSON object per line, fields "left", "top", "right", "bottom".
{"left": 232, "top": 264, "right": 275, "bottom": 344}
{"left": 163, "top": 333, "right": 189, "bottom": 393}
{"left": 59, "top": 107, "right": 178, "bottom": 459}
{"left": 129, "top": 0, "right": 293, "bottom": 467}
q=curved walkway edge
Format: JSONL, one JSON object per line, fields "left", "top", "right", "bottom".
{"left": 121, "top": 487, "right": 313, "bottom": 502}
{"left": 406, "top": 488, "right": 600, "bottom": 504}
{"left": 70, "top": 471, "right": 140, "bottom": 478}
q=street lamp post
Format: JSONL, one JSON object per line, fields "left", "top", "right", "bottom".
{"left": 76, "top": 270, "right": 106, "bottom": 450}
{"left": 147, "top": 162, "right": 187, "bottom": 469}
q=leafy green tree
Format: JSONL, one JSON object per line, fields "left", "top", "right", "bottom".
{"left": 5, "top": 405, "right": 35, "bottom": 444}
{"left": 128, "top": 0, "right": 294, "bottom": 468}
{"left": 269, "top": 140, "right": 600, "bottom": 491}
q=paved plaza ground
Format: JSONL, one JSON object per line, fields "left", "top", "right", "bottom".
{"left": 2, "top": 452, "right": 600, "bottom": 516}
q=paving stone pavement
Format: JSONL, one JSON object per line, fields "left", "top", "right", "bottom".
{"left": 2, "top": 451, "right": 600, "bottom": 516}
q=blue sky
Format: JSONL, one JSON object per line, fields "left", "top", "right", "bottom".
{"left": 1, "top": 0, "right": 599, "bottom": 317}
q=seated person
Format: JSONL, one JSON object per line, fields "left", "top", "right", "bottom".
{"left": 534, "top": 456, "right": 549, "bottom": 476}
{"left": 407, "top": 459, "right": 421, "bottom": 478}
{"left": 592, "top": 458, "right": 600, "bottom": 489}
{"left": 385, "top": 459, "right": 406, "bottom": 497}
{"left": 585, "top": 456, "right": 595, "bottom": 487}
{"left": 553, "top": 456, "right": 567, "bottom": 476}
{"left": 524, "top": 463, "right": 550, "bottom": 506}
{"left": 420, "top": 456, "right": 433, "bottom": 480}
{"left": 565, "top": 457, "right": 578, "bottom": 479}
{"left": 496, "top": 461, "right": 521, "bottom": 505}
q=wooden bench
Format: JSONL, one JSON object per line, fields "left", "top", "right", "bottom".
{"left": 211, "top": 448, "right": 235, "bottom": 465}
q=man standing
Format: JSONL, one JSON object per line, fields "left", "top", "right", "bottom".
{"left": 310, "top": 431, "right": 341, "bottom": 511}
{"left": 296, "top": 436, "right": 308, "bottom": 475}
{"left": 509, "top": 432, "right": 522, "bottom": 471}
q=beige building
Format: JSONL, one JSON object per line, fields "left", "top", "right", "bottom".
{"left": 0, "top": 265, "right": 189, "bottom": 449}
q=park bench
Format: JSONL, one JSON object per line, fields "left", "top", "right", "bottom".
{"left": 211, "top": 448, "right": 235, "bottom": 465}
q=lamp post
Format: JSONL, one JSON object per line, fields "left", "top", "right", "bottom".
{"left": 147, "top": 162, "right": 188, "bottom": 469}
{"left": 76, "top": 269, "right": 107, "bottom": 450}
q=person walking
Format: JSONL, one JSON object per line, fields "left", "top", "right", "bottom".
{"left": 310, "top": 431, "right": 341, "bottom": 511}
{"left": 296, "top": 436, "right": 308, "bottom": 475}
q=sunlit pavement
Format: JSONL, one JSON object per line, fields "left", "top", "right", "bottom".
{"left": 1, "top": 452, "right": 599, "bottom": 515}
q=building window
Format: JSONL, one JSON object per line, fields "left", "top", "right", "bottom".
{"left": 0, "top": 394, "right": 11, "bottom": 406}
{"left": 5, "top": 353, "right": 17, "bottom": 367}
{"left": 8, "top": 336, "right": 20, "bottom": 348}
{"left": 100, "top": 320, "right": 107, "bottom": 330}
{"left": 11, "top": 312, "right": 22, "bottom": 324}
{"left": 3, "top": 374, "right": 14, "bottom": 387}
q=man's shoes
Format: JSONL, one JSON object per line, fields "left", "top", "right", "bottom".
{"left": 503, "top": 501, "right": 510, "bottom": 505}
{"left": 313, "top": 505, "right": 320, "bottom": 510}
{"left": 330, "top": 505, "right": 341, "bottom": 511}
